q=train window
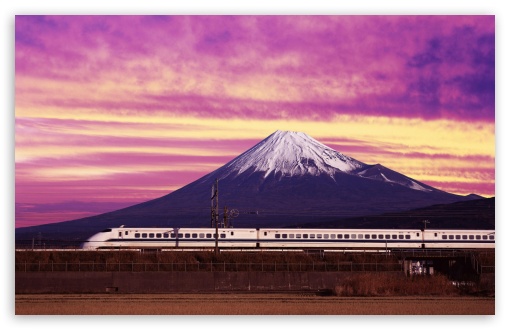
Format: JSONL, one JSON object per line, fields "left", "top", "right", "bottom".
{"left": 178, "top": 234, "right": 183, "bottom": 238}
{"left": 405, "top": 235, "right": 410, "bottom": 239}
{"left": 462, "top": 235, "right": 467, "bottom": 239}
{"left": 310, "top": 234, "right": 315, "bottom": 239}
{"left": 442, "top": 235, "right": 447, "bottom": 239}
{"left": 206, "top": 233, "right": 212, "bottom": 238}
{"left": 455, "top": 235, "right": 460, "bottom": 239}
{"left": 149, "top": 233, "right": 154, "bottom": 238}
{"left": 275, "top": 234, "right": 281, "bottom": 238}
{"left": 418, "top": 233, "right": 421, "bottom": 237}
{"left": 343, "top": 234, "right": 348, "bottom": 239}
{"left": 101, "top": 228, "right": 112, "bottom": 232}
{"left": 482, "top": 235, "right": 487, "bottom": 240}
{"left": 192, "top": 233, "right": 198, "bottom": 238}
{"left": 476, "top": 235, "right": 481, "bottom": 240}
{"left": 231, "top": 232, "right": 234, "bottom": 236}
{"left": 264, "top": 232, "right": 267, "bottom": 236}
{"left": 163, "top": 233, "right": 169, "bottom": 238}
{"left": 220, "top": 234, "right": 226, "bottom": 238}
{"left": 489, "top": 235, "right": 494, "bottom": 240}
{"left": 282, "top": 234, "right": 288, "bottom": 238}
{"left": 392, "top": 235, "right": 397, "bottom": 239}
{"left": 449, "top": 235, "right": 454, "bottom": 239}
{"left": 303, "top": 234, "right": 308, "bottom": 239}
{"left": 469, "top": 235, "right": 474, "bottom": 240}
{"left": 324, "top": 234, "right": 329, "bottom": 239}
{"left": 171, "top": 233, "right": 176, "bottom": 238}
{"left": 135, "top": 233, "right": 140, "bottom": 238}
{"left": 199, "top": 233, "right": 205, "bottom": 238}
{"left": 118, "top": 232, "right": 122, "bottom": 237}
{"left": 125, "top": 231, "right": 128, "bottom": 236}
{"left": 317, "top": 234, "right": 322, "bottom": 239}
{"left": 185, "top": 233, "right": 190, "bottom": 238}
{"left": 434, "top": 233, "right": 437, "bottom": 237}
{"left": 385, "top": 234, "right": 390, "bottom": 239}
{"left": 296, "top": 234, "right": 301, "bottom": 239}
{"left": 331, "top": 234, "right": 336, "bottom": 239}
{"left": 398, "top": 235, "right": 404, "bottom": 239}
{"left": 378, "top": 234, "right": 383, "bottom": 239}
{"left": 142, "top": 233, "right": 147, "bottom": 238}
{"left": 365, "top": 234, "right": 370, "bottom": 239}
{"left": 289, "top": 234, "right": 294, "bottom": 238}
{"left": 156, "top": 233, "right": 162, "bottom": 238}
{"left": 372, "top": 234, "right": 377, "bottom": 239}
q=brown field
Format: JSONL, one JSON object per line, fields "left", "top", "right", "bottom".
{"left": 15, "top": 293, "right": 495, "bottom": 315}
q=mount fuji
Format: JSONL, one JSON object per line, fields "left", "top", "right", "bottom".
{"left": 200, "top": 130, "right": 435, "bottom": 192}
{"left": 15, "top": 130, "right": 482, "bottom": 243}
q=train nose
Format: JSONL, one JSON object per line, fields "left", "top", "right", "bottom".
{"left": 81, "top": 238, "right": 99, "bottom": 250}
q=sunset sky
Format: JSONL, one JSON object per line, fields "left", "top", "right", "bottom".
{"left": 14, "top": 15, "right": 495, "bottom": 228}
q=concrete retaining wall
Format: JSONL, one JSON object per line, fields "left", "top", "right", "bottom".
{"left": 15, "top": 271, "right": 404, "bottom": 294}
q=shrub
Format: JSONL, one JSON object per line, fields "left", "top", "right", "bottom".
{"left": 334, "top": 273, "right": 457, "bottom": 297}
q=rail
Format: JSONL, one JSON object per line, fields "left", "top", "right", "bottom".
{"left": 15, "top": 261, "right": 404, "bottom": 273}
{"left": 392, "top": 249, "right": 493, "bottom": 258}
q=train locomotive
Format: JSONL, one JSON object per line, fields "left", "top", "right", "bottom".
{"left": 81, "top": 227, "right": 495, "bottom": 251}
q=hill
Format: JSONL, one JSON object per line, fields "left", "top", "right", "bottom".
{"left": 297, "top": 197, "right": 495, "bottom": 230}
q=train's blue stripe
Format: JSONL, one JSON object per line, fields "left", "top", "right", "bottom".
{"left": 102, "top": 238, "right": 494, "bottom": 245}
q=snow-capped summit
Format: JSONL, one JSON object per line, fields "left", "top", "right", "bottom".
{"left": 199, "top": 130, "right": 437, "bottom": 194}
{"left": 220, "top": 130, "right": 366, "bottom": 179}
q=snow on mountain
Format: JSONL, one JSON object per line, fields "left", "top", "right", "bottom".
{"left": 219, "top": 130, "right": 366, "bottom": 180}
{"left": 354, "top": 163, "right": 434, "bottom": 192}
{"left": 208, "top": 130, "right": 434, "bottom": 193}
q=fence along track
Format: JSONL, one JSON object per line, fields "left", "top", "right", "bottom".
{"left": 16, "top": 261, "right": 404, "bottom": 272}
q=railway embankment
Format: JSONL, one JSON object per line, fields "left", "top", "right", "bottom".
{"left": 15, "top": 250, "right": 494, "bottom": 296}
{"left": 15, "top": 271, "right": 399, "bottom": 294}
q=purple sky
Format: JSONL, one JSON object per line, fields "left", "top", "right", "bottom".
{"left": 14, "top": 15, "right": 495, "bottom": 227}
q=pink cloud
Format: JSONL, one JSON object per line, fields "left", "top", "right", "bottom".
{"left": 421, "top": 180, "right": 494, "bottom": 197}
{"left": 16, "top": 15, "right": 494, "bottom": 122}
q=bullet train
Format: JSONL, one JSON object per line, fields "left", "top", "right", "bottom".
{"left": 81, "top": 227, "right": 495, "bottom": 251}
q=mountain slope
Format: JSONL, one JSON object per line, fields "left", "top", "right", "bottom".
{"left": 15, "top": 130, "right": 483, "bottom": 245}
{"left": 297, "top": 197, "right": 495, "bottom": 230}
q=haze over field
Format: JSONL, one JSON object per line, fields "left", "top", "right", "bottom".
{"left": 15, "top": 15, "right": 495, "bottom": 228}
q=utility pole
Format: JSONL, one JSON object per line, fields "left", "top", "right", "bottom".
{"left": 223, "top": 206, "right": 229, "bottom": 228}
{"left": 211, "top": 178, "right": 219, "bottom": 254}
{"left": 422, "top": 219, "right": 430, "bottom": 230}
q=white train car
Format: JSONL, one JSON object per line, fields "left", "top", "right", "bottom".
{"left": 82, "top": 227, "right": 258, "bottom": 250}
{"left": 81, "top": 227, "right": 495, "bottom": 251}
{"left": 421, "top": 229, "right": 495, "bottom": 249}
{"left": 256, "top": 228, "right": 423, "bottom": 249}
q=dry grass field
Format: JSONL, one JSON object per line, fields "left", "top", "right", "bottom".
{"left": 15, "top": 293, "right": 495, "bottom": 315}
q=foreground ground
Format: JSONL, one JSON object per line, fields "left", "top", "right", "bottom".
{"left": 15, "top": 293, "right": 495, "bottom": 315}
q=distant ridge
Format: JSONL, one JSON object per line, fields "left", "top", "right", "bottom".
{"left": 297, "top": 197, "right": 495, "bottom": 230}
